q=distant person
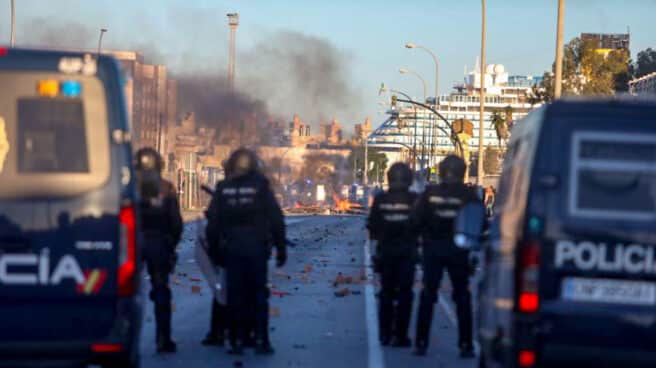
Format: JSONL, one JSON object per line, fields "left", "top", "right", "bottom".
{"left": 367, "top": 162, "right": 418, "bottom": 347}
{"left": 205, "top": 148, "right": 287, "bottom": 355}
{"left": 136, "top": 147, "right": 183, "bottom": 353}
{"left": 411, "top": 155, "right": 481, "bottom": 357}
{"left": 484, "top": 185, "right": 496, "bottom": 216}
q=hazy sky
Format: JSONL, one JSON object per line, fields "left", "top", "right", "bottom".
{"left": 1, "top": 0, "right": 655, "bottom": 130}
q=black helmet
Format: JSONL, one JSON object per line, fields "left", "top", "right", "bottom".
{"left": 135, "top": 147, "right": 163, "bottom": 200}
{"left": 438, "top": 154, "right": 466, "bottom": 184}
{"left": 135, "top": 147, "right": 163, "bottom": 172}
{"left": 387, "top": 162, "right": 413, "bottom": 191}
{"left": 225, "top": 147, "right": 258, "bottom": 178}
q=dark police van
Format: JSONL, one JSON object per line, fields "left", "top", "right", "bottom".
{"left": 0, "top": 49, "right": 142, "bottom": 367}
{"left": 478, "top": 98, "right": 656, "bottom": 368}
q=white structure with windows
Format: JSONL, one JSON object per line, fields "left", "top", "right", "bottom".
{"left": 370, "top": 64, "right": 544, "bottom": 171}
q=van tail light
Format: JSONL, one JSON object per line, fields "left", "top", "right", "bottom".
{"left": 92, "top": 343, "right": 123, "bottom": 353}
{"left": 518, "top": 350, "right": 536, "bottom": 367}
{"left": 118, "top": 205, "right": 136, "bottom": 297}
{"left": 517, "top": 240, "right": 540, "bottom": 313}
{"left": 0, "top": 48, "right": 7, "bottom": 56}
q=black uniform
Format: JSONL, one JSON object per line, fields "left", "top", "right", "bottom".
{"left": 205, "top": 170, "right": 286, "bottom": 354}
{"left": 141, "top": 179, "right": 183, "bottom": 352}
{"left": 412, "top": 181, "right": 480, "bottom": 355}
{"left": 367, "top": 189, "right": 418, "bottom": 346}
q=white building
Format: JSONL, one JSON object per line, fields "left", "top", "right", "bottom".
{"left": 369, "top": 63, "right": 543, "bottom": 175}
{"left": 629, "top": 72, "right": 656, "bottom": 96}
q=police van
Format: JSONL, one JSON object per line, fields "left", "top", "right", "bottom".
{"left": 478, "top": 98, "right": 656, "bottom": 368}
{"left": 0, "top": 49, "right": 142, "bottom": 367}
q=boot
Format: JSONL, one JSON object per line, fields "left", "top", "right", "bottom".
{"left": 201, "top": 331, "right": 225, "bottom": 346}
{"left": 254, "top": 338, "right": 275, "bottom": 355}
{"left": 227, "top": 340, "right": 244, "bottom": 356}
{"left": 157, "top": 335, "right": 177, "bottom": 353}
{"left": 413, "top": 340, "right": 427, "bottom": 356}
{"left": 155, "top": 301, "right": 176, "bottom": 354}
{"left": 459, "top": 342, "right": 475, "bottom": 358}
{"left": 391, "top": 336, "right": 412, "bottom": 348}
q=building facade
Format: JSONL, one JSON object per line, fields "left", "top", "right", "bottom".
{"left": 105, "top": 51, "right": 177, "bottom": 152}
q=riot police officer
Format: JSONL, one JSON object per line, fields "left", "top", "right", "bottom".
{"left": 367, "top": 162, "right": 418, "bottom": 347}
{"left": 136, "top": 147, "right": 183, "bottom": 354}
{"left": 411, "top": 155, "right": 480, "bottom": 357}
{"left": 205, "top": 148, "right": 286, "bottom": 355}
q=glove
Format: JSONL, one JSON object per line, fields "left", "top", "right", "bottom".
{"left": 276, "top": 247, "right": 287, "bottom": 268}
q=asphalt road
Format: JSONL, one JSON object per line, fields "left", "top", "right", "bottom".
{"left": 140, "top": 215, "right": 478, "bottom": 368}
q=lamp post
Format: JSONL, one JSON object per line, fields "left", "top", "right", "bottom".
{"left": 400, "top": 67, "right": 428, "bottom": 174}
{"left": 405, "top": 42, "right": 440, "bottom": 168}
{"left": 10, "top": 0, "right": 15, "bottom": 47}
{"left": 97, "top": 28, "right": 107, "bottom": 55}
{"left": 554, "top": 0, "right": 565, "bottom": 99}
{"left": 477, "top": 0, "right": 486, "bottom": 183}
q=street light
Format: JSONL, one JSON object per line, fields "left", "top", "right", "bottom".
{"left": 97, "top": 28, "right": 108, "bottom": 55}
{"left": 478, "top": 0, "right": 486, "bottom": 183}
{"left": 400, "top": 67, "right": 429, "bottom": 174}
{"left": 405, "top": 42, "right": 440, "bottom": 167}
{"left": 399, "top": 68, "right": 427, "bottom": 102}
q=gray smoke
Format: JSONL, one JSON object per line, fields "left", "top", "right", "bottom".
{"left": 15, "top": 15, "right": 363, "bottom": 139}
{"left": 239, "top": 31, "right": 361, "bottom": 125}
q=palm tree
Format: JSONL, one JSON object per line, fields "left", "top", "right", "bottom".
{"left": 490, "top": 111, "right": 508, "bottom": 147}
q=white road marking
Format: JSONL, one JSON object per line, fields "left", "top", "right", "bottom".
{"left": 364, "top": 239, "right": 385, "bottom": 368}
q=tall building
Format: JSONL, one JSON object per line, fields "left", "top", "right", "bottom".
{"left": 106, "top": 51, "right": 144, "bottom": 135}
{"left": 581, "top": 33, "right": 630, "bottom": 56}
{"left": 105, "top": 51, "right": 177, "bottom": 151}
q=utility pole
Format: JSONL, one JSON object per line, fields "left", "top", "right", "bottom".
{"left": 477, "top": 0, "right": 486, "bottom": 183}
{"left": 363, "top": 132, "right": 368, "bottom": 186}
{"left": 227, "top": 13, "right": 239, "bottom": 90}
{"left": 554, "top": 0, "right": 565, "bottom": 99}
{"left": 10, "top": 0, "right": 15, "bottom": 47}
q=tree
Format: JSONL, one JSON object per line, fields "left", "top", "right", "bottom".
{"left": 536, "top": 37, "right": 630, "bottom": 100}
{"left": 490, "top": 111, "right": 508, "bottom": 147}
{"left": 631, "top": 48, "right": 656, "bottom": 78}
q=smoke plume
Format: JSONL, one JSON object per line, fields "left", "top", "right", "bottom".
{"left": 15, "top": 12, "right": 363, "bottom": 142}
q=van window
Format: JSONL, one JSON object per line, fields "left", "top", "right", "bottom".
{"left": 0, "top": 72, "right": 110, "bottom": 198}
{"left": 18, "top": 98, "right": 89, "bottom": 173}
{"left": 569, "top": 131, "right": 656, "bottom": 221}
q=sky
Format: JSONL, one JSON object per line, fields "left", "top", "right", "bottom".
{"left": 1, "top": 0, "right": 655, "bottom": 131}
